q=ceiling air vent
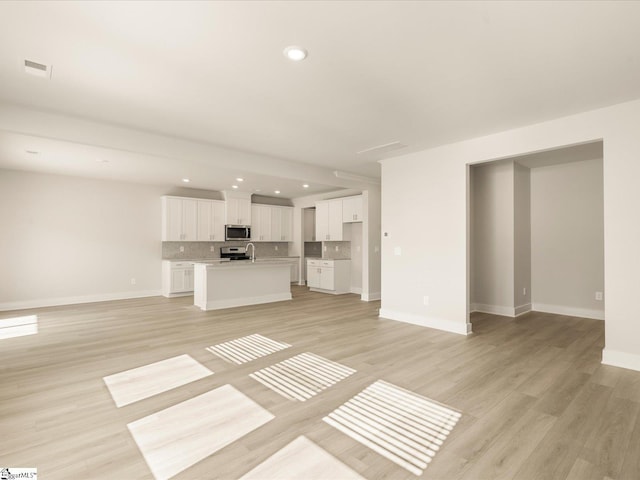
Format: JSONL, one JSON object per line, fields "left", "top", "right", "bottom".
{"left": 357, "top": 141, "right": 408, "bottom": 156}
{"left": 24, "top": 59, "right": 52, "bottom": 79}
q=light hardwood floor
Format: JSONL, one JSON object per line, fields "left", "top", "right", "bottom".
{"left": 1, "top": 286, "right": 639, "bottom": 480}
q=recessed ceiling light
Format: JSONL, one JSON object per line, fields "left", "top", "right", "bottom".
{"left": 232, "top": 185, "right": 239, "bottom": 189}
{"left": 283, "top": 46, "right": 307, "bottom": 61}
{"left": 96, "top": 158, "right": 109, "bottom": 164}
{"left": 182, "top": 178, "right": 190, "bottom": 183}
{"left": 25, "top": 150, "right": 39, "bottom": 155}
{"left": 236, "top": 177, "right": 244, "bottom": 182}
{"left": 302, "top": 184, "right": 309, "bottom": 188}
{"left": 254, "top": 189, "right": 261, "bottom": 192}
{"left": 274, "top": 190, "right": 281, "bottom": 194}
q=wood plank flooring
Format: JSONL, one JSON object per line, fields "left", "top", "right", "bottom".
{"left": 1, "top": 286, "right": 639, "bottom": 480}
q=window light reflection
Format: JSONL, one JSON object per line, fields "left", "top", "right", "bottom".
{"left": 324, "top": 380, "right": 461, "bottom": 476}
{"left": 0, "top": 314, "right": 38, "bottom": 340}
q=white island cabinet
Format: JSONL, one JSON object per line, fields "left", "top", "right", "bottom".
{"left": 193, "top": 261, "right": 292, "bottom": 311}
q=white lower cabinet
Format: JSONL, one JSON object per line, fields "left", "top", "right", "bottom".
{"left": 306, "top": 259, "right": 351, "bottom": 294}
{"left": 162, "top": 261, "right": 195, "bottom": 297}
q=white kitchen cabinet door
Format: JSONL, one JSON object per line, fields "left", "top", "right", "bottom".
{"left": 197, "top": 200, "right": 225, "bottom": 241}
{"left": 315, "top": 201, "right": 329, "bottom": 241}
{"left": 197, "top": 200, "right": 211, "bottom": 241}
{"left": 226, "top": 196, "right": 251, "bottom": 225}
{"left": 319, "top": 267, "right": 335, "bottom": 290}
{"left": 307, "top": 265, "right": 321, "bottom": 288}
{"left": 251, "top": 205, "right": 272, "bottom": 241}
{"left": 281, "top": 207, "right": 293, "bottom": 241}
{"left": 163, "top": 197, "right": 183, "bottom": 241}
{"left": 342, "top": 195, "right": 363, "bottom": 223}
{"left": 271, "top": 207, "right": 282, "bottom": 242}
{"left": 162, "top": 196, "right": 198, "bottom": 241}
{"left": 211, "top": 201, "right": 225, "bottom": 241}
{"left": 182, "top": 199, "right": 198, "bottom": 241}
{"left": 328, "top": 199, "right": 343, "bottom": 240}
{"left": 163, "top": 261, "right": 195, "bottom": 296}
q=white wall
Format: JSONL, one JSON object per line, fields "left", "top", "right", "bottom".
{"left": 0, "top": 169, "right": 165, "bottom": 310}
{"left": 380, "top": 97, "right": 640, "bottom": 371}
{"left": 471, "top": 161, "right": 515, "bottom": 315}
{"left": 531, "top": 158, "right": 604, "bottom": 319}
{"left": 514, "top": 162, "right": 532, "bottom": 313}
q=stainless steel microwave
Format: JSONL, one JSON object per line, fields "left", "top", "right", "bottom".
{"left": 225, "top": 225, "right": 251, "bottom": 241}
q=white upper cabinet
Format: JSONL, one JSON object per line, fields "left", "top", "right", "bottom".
{"left": 162, "top": 196, "right": 198, "bottom": 241}
{"left": 315, "top": 198, "right": 343, "bottom": 241}
{"left": 280, "top": 207, "right": 293, "bottom": 241}
{"left": 251, "top": 204, "right": 293, "bottom": 242}
{"left": 251, "top": 204, "right": 272, "bottom": 241}
{"left": 271, "top": 207, "right": 282, "bottom": 242}
{"left": 197, "top": 199, "right": 225, "bottom": 241}
{"left": 342, "top": 195, "right": 363, "bottom": 223}
{"left": 224, "top": 192, "right": 251, "bottom": 225}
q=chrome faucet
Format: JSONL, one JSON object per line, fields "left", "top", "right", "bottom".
{"left": 245, "top": 242, "right": 256, "bottom": 262}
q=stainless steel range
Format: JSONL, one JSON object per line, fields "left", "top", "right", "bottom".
{"left": 220, "top": 246, "right": 250, "bottom": 261}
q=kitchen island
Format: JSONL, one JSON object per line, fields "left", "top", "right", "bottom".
{"left": 193, "top": 260, "right": 292, "bottom": 311}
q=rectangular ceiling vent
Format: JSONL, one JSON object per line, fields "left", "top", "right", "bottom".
{"left": 24, "top": 59, "right": 52, "bottom": 79}
{"left": 357, "top": 141, "right": 408, "bottom": 156}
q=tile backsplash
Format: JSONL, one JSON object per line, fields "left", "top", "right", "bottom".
{"left": 322, "top": 241, "right": 351, "bottom": 260}
{"left": 163, "top": 242, "right": 289, "bottom": 260}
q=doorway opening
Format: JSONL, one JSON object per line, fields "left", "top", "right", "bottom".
{"left": 468, "top": 141, "right": 604, "bottom": 321}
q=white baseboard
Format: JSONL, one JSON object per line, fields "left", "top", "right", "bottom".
{"left": 532, "top": 303, "right": 604, "bottom": 320}
{"left": 199, "top": 292, "right": 292, "bottom": 311}
{"left": 350, "top": 287, "right": 362, "bottom": 295}
{"left": 471, "top": 303, "right": 516, "bottom": 317}
{"left": 361, "top": 292, "right": 381, "bottom": 301}
{"left": 515, "top": 303, "right": 532, "bottom": 316}
{"left": 379, "top": 308, "right": 471, "bottom": 336}
{"left": 0, "top": 290, "right": 162, "bottom": 312}
{"left": 602, "top": 348, "right": 640, "bottom": 372}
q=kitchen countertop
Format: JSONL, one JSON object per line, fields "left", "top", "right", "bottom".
{"left": 163, "top": 256, "right": 300, "bottom": 262}
{"left": 193, "top": 259, "right": 294, "bottom": 268}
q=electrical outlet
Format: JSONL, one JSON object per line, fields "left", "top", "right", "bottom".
{"left": 523, "top": 287, "right": 527, "bottom": 296}
{"left": 179, "top": 246, "right": 184, "bottom": 252}
{"left": 323, "top": 245, "right": 327, "bottom": 252}
{"left": 374, "top": 245, "right": 380, "bottom": 253}
{"left": 595, "top": 291, "right": 603, "bottom": 301}
{"left": 275, "top": 245, "right": 278, "bottom": 251}
{"left": 356, "top": 245, "right": 361, "bottom": 252}
{"left": 394, "top": 247, "right": 402, "bottom": 256}
{"left": 130, "top": 278, "right": 136, "bottom": 285}
{"left": 210, "top": 246, "right": 215, "bottom": 252}
{"left": 423, "top": 296, "right": 429, "bottom": 306}
{"left": 335, "top": 246, "right": 339, "bottom": 251}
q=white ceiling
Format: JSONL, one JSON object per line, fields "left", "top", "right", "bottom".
{"left": 0, "top": 1, "right": 639, "bottom": 197}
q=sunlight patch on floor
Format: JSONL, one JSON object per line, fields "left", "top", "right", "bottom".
{"left": 128, "top": 384, "right": 274, "bottom": 480}
{"left": 0, "top": 314, "right": 38, "bottom": 340}
{"left": 240, "top": 435, "right": 365, "bottom": 480}
{"left": 206, "top": 333, "right": 291, "bottom": 364}
{"left": 103, "top": 354, "right": 213, "bottom": 407}
{"left": 324, "top": 380, "right": 461, "bottom": 476}
{"left": 250, "top": 352, "right": 356, "bottom": 401}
